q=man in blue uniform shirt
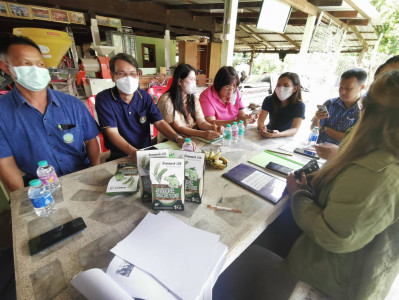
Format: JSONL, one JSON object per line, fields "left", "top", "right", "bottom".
{"left": 0, "top": 34, "right": 100, "bottom": 193}
{"left": 95, "top": 53, "right": 185, "bottom": 161}
{"left": 310, "top": 68, "right": 367, "bottom": 145}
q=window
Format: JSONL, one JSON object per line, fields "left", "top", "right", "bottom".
{"left": 142, "top": 44, "right": 156, "bottom": 68}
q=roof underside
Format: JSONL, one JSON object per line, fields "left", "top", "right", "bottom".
{"left": 0, "top": 0, "right": 380, "bottom": 54}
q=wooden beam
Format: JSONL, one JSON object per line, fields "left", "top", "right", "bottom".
{"left": 235, "top": 37, "right": 254, "bottom": 50}
{"left": 291, "top": 10, "right": 358, "bottom": 19}
{"left": 193, "top": 12, "right": 259, "bottom": 18}
{"left": 328, "top": 10, "right": 358, "bottom": 18}
{"left": 343, "top": 19, "right": 369, "bottom": 26}
{"left": 278, "top": 0, "right": 318, "bottom": 16}
{"left": 278, "top": 33, "right": 300, "bottom": 49}
{"left": 166, "top": 2, "right": 261, "bottom": 10}
{"left": 33, "top": 0, "right": 216, "bottom": 32}
{"left": 345, "top": 0, "right": 371, "bottom": 21}
{"left": 350, "top": 25, "right": 368, "bottom": 49}
{"left": 238, "top": 24, "right": 275, "bottom": 49}
{"left": 307, "top": 0, "right": 343, "bottom": 6}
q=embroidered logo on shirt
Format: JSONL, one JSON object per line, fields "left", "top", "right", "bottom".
{"left": 63, "top": 133, "right": 74, "bottom": 143}
{"left": 139, "top": 116, "right": 147, "bottom": 124}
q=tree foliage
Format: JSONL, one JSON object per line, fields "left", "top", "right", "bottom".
{"left": 371, "top": 0, "right": 399, "bottom": 54}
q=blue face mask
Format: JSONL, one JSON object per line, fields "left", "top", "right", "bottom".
{"left": 11, "top": 65, "right": 50, "bottom": 91}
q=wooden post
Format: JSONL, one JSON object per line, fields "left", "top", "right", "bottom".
{"left": 299, "top": 15, "right": 316, "bottom": 55}
{"left": 249, "top": 51, "right": 254, "bottom": 75}
{"left": 221, "top": 0, "right": 239, "bottom": 67}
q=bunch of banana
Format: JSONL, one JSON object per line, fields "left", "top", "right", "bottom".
{"left": 202, "top": 149, "right": 228, "bottom": 169}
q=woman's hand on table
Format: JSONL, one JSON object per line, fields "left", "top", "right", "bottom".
{"left": 203, "top": 130, "right": 220, "bottom": 141}
{"left": 258, "top": 128, "right": 281, "bottom": 138}
{"left": 286, "top": 172, "right": 308, "bottom": 195}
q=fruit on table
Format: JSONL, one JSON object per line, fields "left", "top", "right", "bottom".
{"left": 202, "top": 150, "right": 228, "bottom": 169}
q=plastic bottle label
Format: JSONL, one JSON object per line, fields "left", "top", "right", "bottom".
{"left": 182, "top": 144, "right": 194, "bottom": 151}
{"left": 30, "top": 193, "right": 54, "bottom": 208}
{"left": 308, "top": 133, "right": 318, "bottom": 142}
{"left": 238, "top": 128, "right": 245, "bottom": 135}
{"left": 224, "top": 132, "right": 232, "bottom": 140}
{"left": 232, "top": 130, "right": 238, "bottom": 138}
{"left": 39, "top": 172, "right": 59, "bottom": 185}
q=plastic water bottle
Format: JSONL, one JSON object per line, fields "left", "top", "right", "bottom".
{"left": 232, "top": 121, "right": 239, "bottom": 143}
{"left": 182, "top": 138, "right": 194, "bottom": 151}
{"left": 308, "top": 126, "right": 319, "bottom": 146}
{"left": 28, "top": 179, "right": 56, "bottom": 217}
{"left": 238, "top": 120, "right": 245, "bottom": 142}
{"left": 223, "top": 124, "right": 232, "bottom": 146}
{"left": 37, "top": 160, "right": 61, "bottom": 192}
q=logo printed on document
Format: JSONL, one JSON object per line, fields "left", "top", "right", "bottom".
{"left": 63, "top": 133, "right": 74, "bottom": 143}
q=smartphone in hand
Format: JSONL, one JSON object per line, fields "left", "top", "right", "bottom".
{"left": 317, "top": 105, "right": 329, "bottom": 117}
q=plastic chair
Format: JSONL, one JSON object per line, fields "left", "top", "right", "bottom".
{"left": 147, "top": 81, "right": 171, "bottom": 137}
{"left": 87, "top": 96, "right": 109, "bottom": 153}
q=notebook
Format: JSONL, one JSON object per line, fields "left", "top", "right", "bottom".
{"left": 222, "top": 163, "right": 287, "bottom": 204}
{"left": 248, "top": 151, "right": 304, "bottom": 170}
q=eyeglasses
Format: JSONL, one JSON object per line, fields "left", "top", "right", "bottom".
{"left": 114, "top": 71, "right": 138, "bottom": 78}
{"left": 222, "top": 84, "right": 237, "bottom": 92}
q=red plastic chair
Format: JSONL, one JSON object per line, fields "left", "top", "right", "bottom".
{"left": 147, "top": 81, "right": 171, "bottom": 137}
{"left": 87, "top": 96, "right": 109, "bottom": 153}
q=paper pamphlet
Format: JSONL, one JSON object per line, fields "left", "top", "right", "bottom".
{"left": 105, "top": 164, "right": 139, "bottom": 195}
{"left": 191, "top": 135, "right": 223, "bottom": 144}
{"left": 136, "top": 149, "right": 169, "bottom": 202}
{"left": 150, "top": 158, "right": 185, "bottom": 210}
{"left": 248, "top": 151, "right": 304, "bottom": 170}
{"left": 223, "top": 163, "right": 287, "bottom": 204}
{"left": 154, "top": 140, "right": 182, "bottom": 150}
{"left": 111, "top": 212, "right": 227, "bottom": 300}
{"left": 71, "top": 256, "right": 177, "bottom": 300}
{"left": 173, "top": 150, "right": 205, "bottom": 203}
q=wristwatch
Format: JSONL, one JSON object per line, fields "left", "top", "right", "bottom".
{"left": 320, "top": 126, "right": 327, "bottom": 133}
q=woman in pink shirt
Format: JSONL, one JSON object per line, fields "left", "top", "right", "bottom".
{"left": 199, "top": 67, "right": 254, "bottom": 127}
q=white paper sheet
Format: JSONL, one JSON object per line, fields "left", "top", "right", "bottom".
{"left": 71, "top": 268, "right": 131, "bottom": 300}
{"left": 111, "top": 212, "right": 224, "bottom": 300}
{"left": 106, "top": 256, "right": 178, "bottom": 300}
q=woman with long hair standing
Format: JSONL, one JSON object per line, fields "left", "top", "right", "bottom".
{"left": 257, "top": 72, "right": 305, "bottom": 138}
{"left": 157, "top": 64, "right": 220, "bottom": 142}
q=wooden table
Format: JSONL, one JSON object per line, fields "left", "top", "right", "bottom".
{"left": 11, "top": 127, "right": 313, "bottom": 299}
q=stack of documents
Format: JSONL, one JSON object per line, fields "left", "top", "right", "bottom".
{"left": 71, "top": 212, "right": 227, "bottom": 300}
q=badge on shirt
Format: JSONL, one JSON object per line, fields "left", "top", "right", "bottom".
{"left": 139, "top": 116, "right": 147, "bottom": 124}
{"left": 63, "top": 133, "right": 74, "bottom": 143}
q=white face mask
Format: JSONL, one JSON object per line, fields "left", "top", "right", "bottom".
{"left": 11, "top": 65, "right": 50, "bottom": 92}
{"left": 182, "top": 80, "right": 197, "bottom": 95}
{"left": 275, "top": 86, "right": 294, "bottom": 101}
{"left": 116, "top": 76, "right": 139, "bottom": 95}
{"left": 228, "top": 90, "right": 237, "bottom": 105}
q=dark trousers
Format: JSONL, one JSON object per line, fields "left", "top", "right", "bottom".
{"left": 0, "top": 210, "right": 16, "bottom": 300}
{"left": 252, "top": 206, "right": 302, "bottom": 258}
{"left": 213, "top": 245, "right": 298, "bottom": 300}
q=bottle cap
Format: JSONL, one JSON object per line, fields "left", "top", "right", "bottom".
{"left": 233, "top": 121, "right": 237, "bottom": 125}
{"left": 226, "top": 124, "right": 231, "bottom": 127}
{"left": 314, "top": 126, "right": 319, "bottom": 130}
{"left": 29, "top": 179, "right": 41, "bottom": 187}
{"left": 38, "top": 160, "right": 48, "bottom": 167}
{"left": 184, "top": 138, "right": 191, "bottom": 142}
{"left": 239, "top": 120, "right": 244, "bottom": 124}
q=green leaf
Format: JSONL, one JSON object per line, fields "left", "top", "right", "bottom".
{"left": 154, "top": 162, "right": 160, "bottom": 175}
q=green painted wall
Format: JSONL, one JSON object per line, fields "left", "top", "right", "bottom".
{"left": 135, "top": 35, "right": 177, "bottom": 73}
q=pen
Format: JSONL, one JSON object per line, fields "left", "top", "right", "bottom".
{"left": 207, "top": 204, "right": 242, "bottom": 213}
{"left": 266, "top": 149, "right": 293, "bottom": 156}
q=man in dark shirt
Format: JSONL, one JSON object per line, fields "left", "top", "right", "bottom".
{"left": 95, "top": 53, "right": 185, "bottom": 161}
